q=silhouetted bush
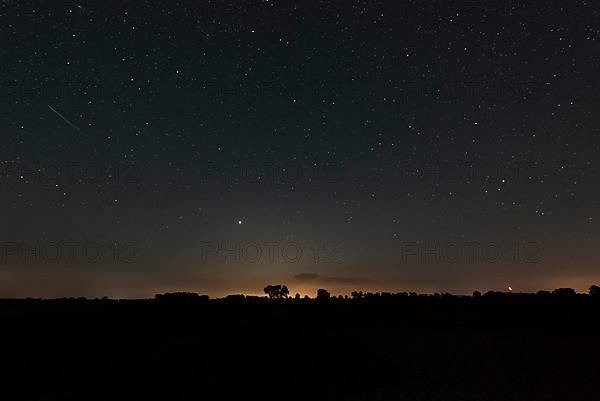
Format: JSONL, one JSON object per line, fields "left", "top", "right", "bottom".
{"left": 154, "top": 292, "right": 209, "bottom": 303}
{"left": 224, "top": 294, "right": 246, "bottom": 302}
{"left": 552, "top": 288, "right": 577, "bottom": 297}
{"left": 589, "top": 285, "right": 600, "bottom": 297}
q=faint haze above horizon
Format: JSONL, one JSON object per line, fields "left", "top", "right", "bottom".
{"left": 1, "top": 1, "right": 598, "bottom": 298}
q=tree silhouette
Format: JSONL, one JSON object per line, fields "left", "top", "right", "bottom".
{"left": 589, "top": 285, "right": 600, "bottom": 297}
{"left": 264, "top": 284, "right": 289, "bottom": 299}
{"left": 316, "top": 288, "right": 331, "bottom": 302}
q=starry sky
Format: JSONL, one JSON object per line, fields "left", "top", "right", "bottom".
{"left": 1, "top": 0, "right": 599, "bottom": 298}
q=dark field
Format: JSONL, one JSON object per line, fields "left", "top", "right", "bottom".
{"left": 2, "top": 297, "right": 599, "bottom": 400}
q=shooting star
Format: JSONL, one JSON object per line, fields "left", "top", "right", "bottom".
{"left": 48, "top": 105, "right": 80, "bottom": 132}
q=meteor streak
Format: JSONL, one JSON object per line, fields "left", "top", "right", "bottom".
{"left": 47, "top": 105, "right": 80, "bottom": 132}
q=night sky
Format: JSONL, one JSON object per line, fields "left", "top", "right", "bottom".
{"left": 1, "top": 0, "right": 599, "bottom": 298}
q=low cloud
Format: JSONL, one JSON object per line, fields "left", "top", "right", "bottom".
{"left": 294, "top": 273, "right": 319, "bottom": 282}
{"left": 294, "top": 273, "right": 370, "bottom": 285}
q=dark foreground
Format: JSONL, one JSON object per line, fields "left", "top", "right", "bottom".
{"left": 2, "top": 296, "right": 600, "bottom": 400}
